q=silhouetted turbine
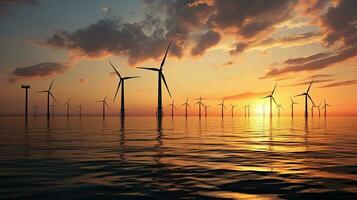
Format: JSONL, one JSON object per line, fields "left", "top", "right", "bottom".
{"left": 194, "top": 96, "right": 204, "bottom": 117}
{"left": 295, "top": 80, "right": 315, "bottom": 118}
{"left": 37, "top": 79, "right": 57, "bottom": 119}
{"left": 181, "top": 98, "right": 191, "bottom": 118}
{"left": 203, "top": 104, "right": 209, "bottom": 117}
{"left": 290, "top": 97, "right": 298, "bottom": 117}
{"left": 277, "top": 103, "right": 283, "bottom": 117}
{"left": 138, "top": 42, "right": 172, "bottom": 117}
{"left": 317, "top": 103, "right": 321, "bottom": 117}
{"left": 109, "top": 61, "right": 140, "bottom": 117}
{"left": 322, "top": 98, "right": 331, "bottom": 117}
{"left": 311, "top": 103, "right": 318, "bottom": 117}
{"left": 21, "top": 84, "right": 30, "bottom": 120}
{"left": 262, "top": 83, "right": 278, "bottom": 118}
{"left": 97, "top": 96, "right": 109, "bottom": 118}
{"left": 50, "top": 101, "right": 56, "bottom": 118}
{"left": 230, "top": 104, "right": 237, "bottom": 117}
{"left": 218, "top": 99, "right": 226, "bottom": 117}
{"left": 63, "top": 98, "right": 71, "bottom": 117}
{"left": 168, "top": 99, "right": 177, "bottom": 117}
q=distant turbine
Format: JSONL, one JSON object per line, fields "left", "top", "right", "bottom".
{"left": 262, "top": 83, "right": 278, "bottom": 118}
{"left": 218, "top": 99, "right": 226, "bottom": 117}
{"left": 295, "top": 80, "right": 315, "bottom": 118}
{"left": 290, "top": 97, "right": 298, "bottom": 117}
{"left": 168, "top": 99, "right": 177, "bottom": 117}
{"left": 97, "top": 95, "right": 109, "bottom": 118}
{"left": 277, "top": 103, "right": 283, "bottom": 117}
{"left": 138, "top": 42, "right": 172, "bottom": 117}
{"left": 181, "top": 98, "right": 191, "bottom": 118}
{"left": 21, "top": 84, "right": 30, "bottom": 120}
{"left": 109, "top": 61, "right": 140, "bottom": 117}
{"left": 317, "top": 103, "right": 321, "bottom": 117}
{"left": 230, "top": 104, "right": 237, "bottom": 117}
{"left": 311, "top": 103, "right": 318, "bottom": 117}
{"left": 203, "top": 104, "right": 210, "bottom": 117}
{"left": 322, "top": 98, "right": 331, "bottom": 117}
{"left": 37, "top": 80, "right": 57, "bottom": 119}
{"left": 244, "top": 104, "right": 248, "bottom": 117}
{"left": 194, "top": 96, "right": 204, "bottom": 117}
{"left": 247, "top": 104, "right": 251, "bottom": 117}
{"left": 63, "top": 98, "right": 71, "bottom": 117}
{"left": 77, "top": 104, "right": 83, "bottom": 118}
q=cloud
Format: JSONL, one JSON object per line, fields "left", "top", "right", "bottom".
{"left": 191, "top": 31, "right": 221, "bottom": 56}
{"left": 0, "top": 0, "right": 38, "bottom": 16}
{"left": 9, "top": 62, "right": 69, "bottom": 82}
{"left": 281, "top": 79, "right": 334, "bottom": 87}
{"left": 224, "top": 91, "right": 269, "bottom": 100}
{"left": 222, "top": 61, "right": 234, "bottom": 67}
{"left": 261, "top": 0, "right": 357, "bottom": 79}
{"left": 320, "top": 79, "right": 357, "bottom": 88}
{"left": 78, "top": 78, "right": 86, "bottom": 84}
{"left": 101, "top": 5, "right": 111, "bottom": 14}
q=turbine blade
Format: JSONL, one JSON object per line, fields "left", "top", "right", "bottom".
{"left": 271, "top": 83, "right": 277, "bottom": 95}
{"left": 137, "top": 67, "right": 159, "bottom": 71}
{"left": 261, "top": 95, "right": 270, "bottom": 99}
{"left": 49, "top": 79, "right": 54, "bottom": 91}
{"left": 37, "top": 90, "right": 48, "bottom": 93}
{"left": 294, "top": 93, "right": 304, "bottom": 97}
{"left": 49, "top": 92, "right": 57, "bottom": 103}
{"left": 307, "top": 80, "right": 313, "bottom": 92}
{"left": 161, "top": 72, "right": 171, "bottom": 97}
{"left": 109, "top": 60, "right": 121, "bottom": 78}
{"left": 123, "top": 76, "right": 140, "bottom": 80}
{"left": 272, "top": 96, "right": 278, "bottom": 106}
{"left": 308, "top": 94, "right": 315, "bottom": 105}
{"left": 160, "top": 42, "right": 171, "bottom": 70}
{"left": 114, "top": 80, "right": 122, "bottom": 102}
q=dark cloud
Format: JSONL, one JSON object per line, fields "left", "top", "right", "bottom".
{"left": 222, "top": 61, "right": 234, "bottom": 67}
{"left": 191, "top": 31, "right": 220, "bottom": 56}
{"left": 230, "top": 42, "right": 249, "bottom": 55}
{"left": 320, "top": 79, "right": 357, "bottom": 88}
{"left": 262, "top": 0, "right": 357, "bottom": 78}
{"left": 0, "top": 0, "right": 38, "bottom": 16}
{"left": 224, "top": 91, "right": 269, "bottom": 100}
{"left": 10, "top": 62, "right": 69, "bottom": 82}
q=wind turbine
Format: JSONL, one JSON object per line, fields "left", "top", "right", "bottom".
{"left": 230, "top": 104, "right": 237, "bottom": 117}
{"left": 21, "top": 84, "right": 30, "bottom": 120}
{"left": 63, "top": 98, "right": 71, "bottom": 117}
{"left": 277, "top": 103, "right": 283, "bottom": 117}
{"left": 262, "top": 83, "right": 278, "bottom": 118}
{"left": 109, "top": 61, "right": 140, "bottom": 117}
{"left": 218, "top": 99, "right": 226, "bottom": 117}
{"left": 295, "top": 80, "right": 315, "bottom": 118}
{"left": 317, "top": 103, "right": 321, "bottom": 117}
{"left": 194, "top": 96, "right": 204, "bottom": 117}
{"left": 168, "top": 99, "right": 177, "bottom": 117}
{"left": 322, "top": 98, "right": 331, "bottom": 117}
{"left": 138, "top": 42, "right": 172, "bottom": 117}
{"left": 97, "top": 96, "right": 109, "bottom": 118}
{"left": 203, "top": 104, "right": 210, "bottom": 117}
{"left": 311, "top": 103, "right": 317, "bottom": 117}
{"left": 290, "top": 97, "right": 298, "bottom": 117}
{"left": 247, "top": 104, "right": 251, "bottom": 117}
{"left": 181, "top": 98, "right": 191, "bottom": 118}
{"left": 37, "top": 80, "right": 57, "bottom": 119}
{"left": 77, "top": 104, "right": 83, "bottom": 118}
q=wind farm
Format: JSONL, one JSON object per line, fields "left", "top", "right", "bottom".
{"left": 1, "top": 1, "right": 356, "bottom": 199}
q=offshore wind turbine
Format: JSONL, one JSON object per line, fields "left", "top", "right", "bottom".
{"left": 218, "top": 99, "right": 226, "bottom": 117}
{"left": 262, "top": 83, "right": 278, "bottom": 118}
{"left": 290, "top": 97, "right": 298, "bottom": 117}
{"left": 311, "top": 103, "right": 317, "bottom": 117}
{"left": 195, "top": 96, "right": 204, "bottom": 117}
{"left": 138, "top": 42, "right": 172, "bottom": 117}
{"left": 63, "top": 99, "right": 71, "bottom": 117}
{"left": 247, "top": 104, "right": 251, "bottom": 117}
{"left": 109, "top": 61, "right": 140, "bottom": 117}
{"left": 322, "top": 98, "right": 331, "bottom": 117}
{"left": 168, "top": 99, "right": 177, "bottom": 117}
{"left": 21, "top": 84, "right": 30, "bottom": 120}
{"left": 37, "top": 80, "right": 57, "bottom": 119}
{"left": 50, "top": 101, "right": 56, "bottom": 118}
{"left": 230, "top": 104, "right": 237, "bottom": 117}
{"left": 203, "top": 104, "right": 210, "bottom": 117}
{"left": 97, "top": 96, "right": 109, "bottom": 118}
{"left": 317, "top": 103, "right": 321, "bottom": 117}
{"left": 181, "top": 98, "right": 191, "bottom": 118}
{"left": 295, "top": 80, "right": 315, "bottom": 118}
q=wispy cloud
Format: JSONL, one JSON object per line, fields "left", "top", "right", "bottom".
{"left": 224, "top": 91, "right": 269, "bottom": 100}
{"left": 320, "top": 79, "right": 357, "bottom": 88}
{"left": 281, "top": 79, "right": 334, "bottom": 87}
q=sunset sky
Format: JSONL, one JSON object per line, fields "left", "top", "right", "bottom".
{"left": 0, "top": 0, "right": 356, "bottom": 116}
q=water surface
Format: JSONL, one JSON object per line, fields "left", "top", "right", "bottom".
{"left": 0, "top": 116, "right": 356, "bottom": 199}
